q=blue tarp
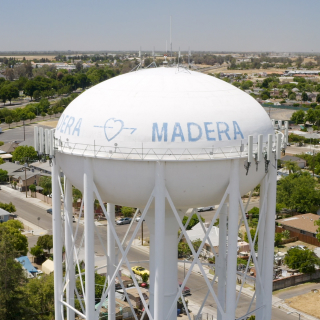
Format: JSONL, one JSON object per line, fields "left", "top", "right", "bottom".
{"left": 16, "top": 256, "right": 38, "bottom": 273}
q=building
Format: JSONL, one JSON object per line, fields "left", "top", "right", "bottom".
{"left": 0, "top": 141, "right": 19, "bottom": 153}
{"left": 29, "top": 161, "right": 52, "bottom": 175}
{"left": 42, "top": 259, "right": 54, "bottom": 275}
{"left": 276, "top": 213, "right": 320, "bottom": 246}
{"left": 11, "top": 171, "right": 49, "bottom": 192}
{"left": 185, "top": 222, "right": 245, "bottom": 255}
{"left": 280, "top": 155, "right": 306, "bottom": 168}
{"left": 0, "top": 208, "right": 10, "bottom": 223}
{"left": 16, "top": 256, "right": 42, "bottom": 278}
{"left": 95, "top": 298, "right": 134, "bottom": 320}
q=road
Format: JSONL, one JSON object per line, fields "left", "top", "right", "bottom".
{"left": 0, "top": 190, "right": 296, "bottom": 320}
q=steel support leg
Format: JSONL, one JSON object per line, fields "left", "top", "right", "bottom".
{"left": 65, "top": 177, "right": 75, "bottom": 320}
{"left": 217, "top": 204, "right": 227, "bottom": 320}
{"left": 107, "top": 203, "right": 116, "bottom": 320}
{"left": 256, "top": 175, "right": 267, "bottom": 320}
{"left": 264, "top": 159, "right": 277, "bottom": 320}
{"left": 154, "top": 161, "right": 165, "bottom": 320}
{"left": 52, "top": 159, "right": 63, "bottom": 320}
{"left": 226, "top": 159, "right": 239, "bottom": 320}
{"left": 84, "top": 158, "right": 96, "bottom": 319}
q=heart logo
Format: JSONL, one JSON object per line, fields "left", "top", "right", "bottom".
{"left": 104, "top": 118, "right": 124, "bottom": 141}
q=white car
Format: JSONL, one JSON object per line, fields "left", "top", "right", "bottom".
{"left": 136, "top": 216, "right": 145, "bottom": 222}
{"left": 197, "top": 206, "right": 215, "bottom": 212}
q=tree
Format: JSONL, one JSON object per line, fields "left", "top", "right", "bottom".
{"left": 41, "top": 111, "right": 46, "bottom": 120}
{"left": 30, "top": 245, "right": 44, "bottom": 258}
{"left": 288, "top": 92, "right": 296, "bottom": 100}
{"left": 22, "top": 274, "right": 55, "bottom": 320}
{"left": 182, "top": 214, "right": 205, "bottom": 230}
{"left": 274, "top": 233, "right": 283, "bottom": 247}
{"left": 39, "top": 176, "right": 52, "bottom": 195}
{"left": 27, "top": 112, "right": 36, "bottom": 123}
{"left": 277, "top": 172, "right": 320, "bottom": 213}
{"left": 29, "top": 184, "right": 36, "bottom": 193}
{"left": 302, "top": 92, "right": 308, "bottom": 102}
{"left": 0, "top": 220, "right": 28, "bottom": 255}
{"left": 121, "top": 206, "right": 135, "bottom": 217}
{"left": 0, "top": 158, "right": 5, "bottom": 165}
{"left": 248, "top": 206, "right": 259, "bottom": 216}
{"left": 0, "top": 202, "right": 16, "bottom": 213}
{"left": 12, "top": 145, "right": 38, "bottom": 163}
{"left": 37, "top": 235, "right": 53, "bottom": 253}
{"left": 305, "top": 108, "right": 316, "bottom": 125}
{"left": 0, "top": 169, "right": 8, "bottom": 182}
{"left": 282, "top": 230, "right": 290, "bottom": 239}
{"left": 0, "top": 232, "right": 26, "bottom": 319}
{"left": 315, "top": 219, "right": 320, "bottom": 242}
{"left": 291, "top": 110, "right": 305, "bottom": 124}
{"left": 283, "top": 160, "right": 301, "bottom": 174}
{"left": 0, "top": 84, "right": 19, "bottom": 105}
{"left": 244, "top": 229, "right": 258, "bottom": 251}
{"left": 5, "top": 116, "right": 12, "bottom": 128}
{"left": 284, "top": 247, "right": 320, "bottom": 273}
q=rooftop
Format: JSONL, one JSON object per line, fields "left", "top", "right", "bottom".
{"left": 278, "top": 213, "right": 320, "bottom": 234}
{"left": 0, "top": 162, "right": 24, "bottom": 175}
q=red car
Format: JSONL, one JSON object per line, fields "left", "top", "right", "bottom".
{"left": 179, "top": 282, "right": 191, "bottom": 296}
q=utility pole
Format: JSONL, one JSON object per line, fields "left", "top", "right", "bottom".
{"left": 24, "top": 163, "right": 27, "bottom": 198}
{"left": 141, "top": 220, "right": 144, "bottom": 246}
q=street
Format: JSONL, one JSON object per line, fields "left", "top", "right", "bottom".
{"left": 0, "top": 189, "right": 297, "bottom": 320}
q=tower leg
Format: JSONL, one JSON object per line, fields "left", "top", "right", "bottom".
{"left": 217, "top": 204, "right": 227, "bottom": 320}
{"left": 84, "top": 158, "right": 96, "bottom": 319}
{"left": 225, "top": 159, "right": 239, "bottom": 320}
{"left": 256, "top": 175, "right": 267, "bottom": 320}
{"left": 52, "top": 159, "right": 63, "bottom": 320}
{"left": 65, "top": 178, "right": 75, "bottom": 320}
{"left": 154, "top": 161, "right": 165, "bottom": 320}
{"left": 107, "top": 203, "right": 116, "bottom": 320}
{"left": 264, "top": 160, "right": 277, "bottom": 319}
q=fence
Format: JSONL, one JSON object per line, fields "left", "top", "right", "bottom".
{"left": 261, "top": 103, "right": 309, "bottom": 111}
{"left": 273, "top": 269, "right": 320, "bottom": 291}
{"left": 276, "top": 226, "right": 320, "bottom": 246}
{"left": 193, "top": 312, "right": 216, "bottom": 320}
{"left": 28, "top": 191, "right": 52, "bottom": 205}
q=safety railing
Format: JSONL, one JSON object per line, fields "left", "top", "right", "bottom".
{"left": 54, "top": 138, "right": 271, "bottom": 161}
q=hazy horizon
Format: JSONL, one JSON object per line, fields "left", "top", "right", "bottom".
{"left": 1, "top": 0, "right": 319, "bottom": 52}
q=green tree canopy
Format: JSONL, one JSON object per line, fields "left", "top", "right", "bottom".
{"left": 37, "top": 235, "right": 53, "bottom": 253}
{"left": 0, "top": 232, "right": 26, "bottom": 319}
{"left": 12, "top": 146, "right": 38, "bottom": 163}
{"left": 0, "top": 202, "right": 16, "bottom": 213}
{"left": 182, "top": 214, "right": 205, "bottom": 230}
{"left": 277, "top": 172, "right": 320, "bottom": 213}
{"left": 121, "top": 206, "right": 135, "bottom": 217}
{"left": 22, "top": 273, "right": 55, "bottom": 320}
{"left": 0, "top": 169, "right": 8, "bottom": 182}
{"left": 284, "top": 247, "right": 320, "bottom": 273}
{"left": 39, "top": 176, "right": 52, "bottom": 195}
{"left": 30, "top": 245, "right": 44, "bottom": 258}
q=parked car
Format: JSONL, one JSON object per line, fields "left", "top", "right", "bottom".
{"left": 197, "top": 206, "right": 215, "bottom": 212}
{"left": 47, "top": 208, "right": 52, "bottom": 214}
{"left": 179, "top": 282, "right": 191, "bottom": 296}
{"left": 131, "top": 266, "right": 150, "bottom": 276}
{"left": 136, "top": 216, "right": 145, "bottom": 222}
{"left": 116, "top": 217, "right": 132, "bottom": 225}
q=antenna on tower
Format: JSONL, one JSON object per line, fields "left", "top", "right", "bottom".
{"left": 130, "top": 47, "right": 142, "bottom": 72}
{"left": 170, "top": 16, "right": 172, "bottom": 59}
{"left": 188, "top": 47, "right": 191, "bottom": 69}
{"left": 153, "top": 47, "right": 155, "bottom": 62}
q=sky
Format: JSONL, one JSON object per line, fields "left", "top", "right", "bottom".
{"left": 1, "top": 0, "right": 319, "bottom": 52}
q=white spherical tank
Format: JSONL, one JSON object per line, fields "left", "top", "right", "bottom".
{"left": 55, "top": 68, "right": 273, "bottom": 208}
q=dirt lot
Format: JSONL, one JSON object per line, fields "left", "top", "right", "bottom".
{"left": 37, "top": 120, "right": 58, "bottom": 128}
{"left": 286, "top": 291, "right": 320, "bottom": 318}
{"left": 275, "top": 240, "right": 318, "bottom": 254}
{"left": 203, "top": 66, "right": 286, "bottom": 75}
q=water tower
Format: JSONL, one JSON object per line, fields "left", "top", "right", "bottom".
{"left": 36, "top": 67, "right": 284, "bottom": 320}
